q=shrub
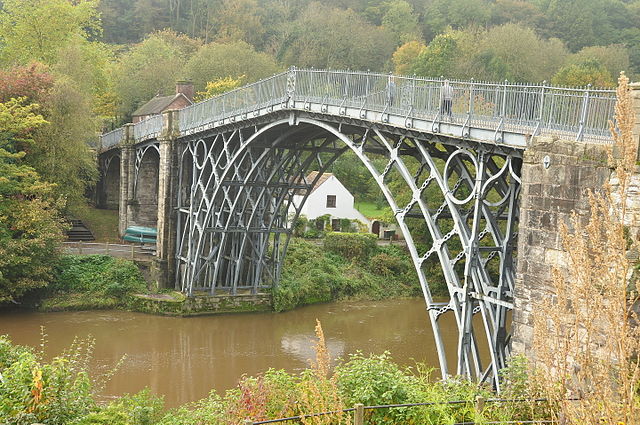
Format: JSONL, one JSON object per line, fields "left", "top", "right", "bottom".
{"left": 76, "top": 389, "right": 164, "bottom": 425}
{"left": 225, "top": 369, "right": 299, "bottom": 422}
{"left": 324, "top": 232, "right": 378, "bottom": 263}
{"left": 53, "top": 255, "right": 146, "bottom": 297}
{"left": 158, "top": 394, "right": 228, "bottom": 425}
{"left": 273, "top": 240, "right": 347, "bottom": 311}
{"left": 292, "top": 215, "right": 309, "bottom": 237}
{"left": 0, "top": 335, "right": 95, "bottom": 425}
{"left": 274, "top": 238, "right": 428, "bottom": 311}
{"left": 335, "top": 352, "right": 421, "bottom": 424}
{"left": 370, "top": 252, "right": 407, "bottom": 277}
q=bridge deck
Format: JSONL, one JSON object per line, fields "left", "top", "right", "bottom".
{"left": 101, "top": 68, "right": 615, "bottom": 150}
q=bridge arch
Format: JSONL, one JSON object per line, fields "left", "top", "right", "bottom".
{"left": 133, "top": 143, "right": 160, "bottom": 227}
{"left": 175, "top": 114, "right": 522, "bottom": 387}
{"left": 98, "top": 153, "right": 120, "bottom": 210}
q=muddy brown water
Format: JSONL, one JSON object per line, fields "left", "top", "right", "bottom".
{"left": 0, "top": 299, "right": 475, "bottom": 408}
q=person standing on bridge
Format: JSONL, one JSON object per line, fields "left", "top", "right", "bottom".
{"left": 386, "top": 75, "right": 396, "bottom": 107}
{"left": 441, "top": 80, "right": 454, "bottom": 119}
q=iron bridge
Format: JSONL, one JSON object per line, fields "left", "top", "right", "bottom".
{"left": 100, "top": 68, "right": 616, "bottom": 389}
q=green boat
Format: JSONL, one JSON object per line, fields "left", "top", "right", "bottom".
{"left": 124, "top": 226, "right": 157, "bottom": 244}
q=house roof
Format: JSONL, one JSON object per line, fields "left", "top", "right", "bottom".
{"left": 291, "top": 172, "right": 336, "bottom": 195}
{"left": 305, "top": 171, "right": 333, "bottom": 194}
{"left": 132, "top": 93, "right": 191, "bottom": 117}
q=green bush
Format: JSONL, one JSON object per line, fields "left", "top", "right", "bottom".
{"left": 53, "top": 255, "right": 146, "bottom": 297}
{"left": 324, "top": 232, "right": 378, "bottom": 263}
{"left": 0, "top": 335, "right": 95, "bottom": 425}
{"left": 337, "top": 352, "right": 418, "bottom": 405}
{"left": 292, "top": 215, "right": 308, "bottom": 237}
{"left": 274, "top": 238, "right": 428, "bottom": 311}
{"left": 76, "top": 389, "right": 164, "bottom": 425}
{"left": 370, "top": 252, "right": 407, "bottom": 276}
{"left": 273, "top": 240, "right": 348, "bottom": 311}
{"left": 157, "top": 392, "right": 228, "bottom": 425}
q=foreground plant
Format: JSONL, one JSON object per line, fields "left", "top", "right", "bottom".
{"left": 533, "top": 73, "right": 640, "bottom": 424}
{"left": 298, "top": 319, "right": 350, "bottom": 425}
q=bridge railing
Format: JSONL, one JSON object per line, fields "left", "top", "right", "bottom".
{"left": 100, "top": 127, "right": 124, "bottom": 149}
{"left": 180, "top": 72, "right": 289, "bottom": 134}
{"left": 134, "top": 114, "right": 163, "bottom": 141}
{"left": 102, "top": 68, "right": 617, "bottom": 145}
{"left": 292, "top": 69, "right": 617, "bottom": 142}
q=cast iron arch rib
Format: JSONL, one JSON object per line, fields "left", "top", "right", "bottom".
{"left": 174, "top": 115, "right": 522, "bottom": 389}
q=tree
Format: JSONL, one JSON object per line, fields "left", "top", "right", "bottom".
{"left": 421, "top": 0, "right": 492, "bottom": 41}
{"left": 0, "top": 63, "right": 98, "bottom": 202}
{"left": 183, "top": 41, "right": 280, "bottom": 93}
{"left": 0, "top": 98, "right": 65, "bottom": 304}
{"left": 29, "top": 76, "right": 100, "bottom": 203}
{"left": 533, "top": 0, "right": 607, "bottom": 52}
{"left": 0, "top": 63, "right": 54, "bottom": 104}
{"left": 473, "top": 23, "right": 568, "bottom": 82}
{"left": 112, "top": 31, "right": 196, "bottom": 119}
{"left": 213, "top": 0, "right": 266, "bottom": 48}
{"left": 490, "top": 0, "right": 544, "bottom": 27}
{"left": 280, "top": 2, "right": 395, "bottom": 71}
{"left": 570, "top": 45, "right": 631, "bottom": 81}
{"left": 195, "top": 76, "right": 246, "bottom": 102}
{"left": 381, "top": 0, "right": 421, "bottom": 46}
{"left": 551, "top": 59, "right": 614, "bottom": 88}
{"left": 0, "top": 0, "right": 100, "bottom": 66}
{"left": 392, "top": 41, "right": 426, "bottom": 75}
{"left": 411, "top": 32, "right": 460, "bottom": 78}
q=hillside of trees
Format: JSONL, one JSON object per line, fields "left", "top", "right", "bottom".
{"left": 2, "top": 0, "right": 638, "bottom": 127}
{"left": 0, "top": 0, "right": 638, "bottom": 302}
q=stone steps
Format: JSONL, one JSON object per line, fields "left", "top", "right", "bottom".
{"left": 66, "top": 219, "right": 95, "bottom": 241}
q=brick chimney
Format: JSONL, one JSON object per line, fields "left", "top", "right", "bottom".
{"left": 176, "top": 80, "right": 194, "bottom": 102}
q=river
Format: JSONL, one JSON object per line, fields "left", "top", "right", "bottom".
{"left": 0, "top": 299, "right": 467, "bottom": 408}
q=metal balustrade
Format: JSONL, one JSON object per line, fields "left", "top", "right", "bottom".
{"left": 101, "top": 68, "right": 617, "bottom": 146}
{"left": 292, "top": 69, "right": 616, "bottom": 143}
{"left": 100, "top": 127, "right": 124, "bottom": 149}
{"left": 133, "top": 114, "right": 163, "bottom": 141}
{"left": 179, "top": 72, "right": 289, "bottom": 134}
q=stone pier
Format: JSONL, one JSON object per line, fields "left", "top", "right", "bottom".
{"left": 511, "top": 82, "right": 640, "bottom": 354}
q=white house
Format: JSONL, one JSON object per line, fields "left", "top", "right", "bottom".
{"left": 290, "top": 172, "right": 370, "bottom": 229}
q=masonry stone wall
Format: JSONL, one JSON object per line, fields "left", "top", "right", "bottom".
{"left": 512, "top": 82, "right": 640, "bottom": 355}
{"left": 511, "top": 137, "right": 614, "bottom": 354}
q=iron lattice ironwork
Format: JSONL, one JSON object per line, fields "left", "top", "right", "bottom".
{"left": 174, "top": 113, "right": 521, "bottom": 389}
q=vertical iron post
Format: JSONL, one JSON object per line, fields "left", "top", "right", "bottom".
{"left": 468, "top": 78, "right": 475, "bottom": 119}
{"left": 577, "top": 84, "right": 591, "bottom": 141}
{"left": 534, "top": 82, "right": 546, "bottom": 136}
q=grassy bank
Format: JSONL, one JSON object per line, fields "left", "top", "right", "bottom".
{"left": 37, "top": 255, "right": 147, "bottom": 311}
{"left": 273, "top": 234, "right": 444, "bottom": 312}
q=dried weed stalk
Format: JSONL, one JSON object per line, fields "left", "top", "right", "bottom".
{"left": 532, "top": 73, "right": 640, "bottom": 424}
{"left": 298, "top": 319, "right": 350, "bottom": 425}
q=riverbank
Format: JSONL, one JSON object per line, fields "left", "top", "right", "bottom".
{"left": 0, "top": 320, "right": 549, "bottom": 425}
{"left": 12, "top": 233, "right": 432, "bottom": 316}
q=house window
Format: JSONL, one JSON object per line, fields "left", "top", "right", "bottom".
{"left": 326, "top": 195, "right": 336, "bottom": 208}
{"left": 331, "top": 219, "right": 340, "bottom": 231}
